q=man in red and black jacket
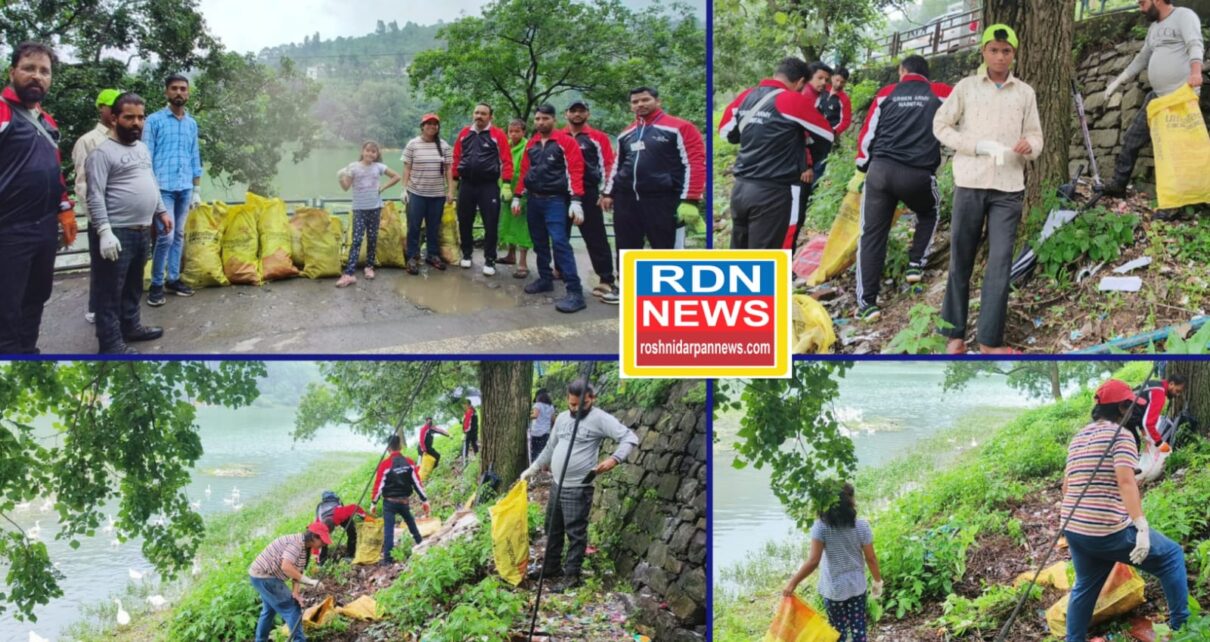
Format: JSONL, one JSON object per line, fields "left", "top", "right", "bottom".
{"left": 417, "top": 417, "right": 450, "bottom": 466}
{"left": 0, "top": 42, "right": 76, "bottom": 354}
{"left": 563, "top": 100, "right": 619, "bottom": 304}
{"left": 850, "top": 55, "right": 952, "bottom": 322}
{"left": 452, "top": 103, "right": 514, "bottom": 276}
{"left": 819, "top": 66, "right": 853, "bottom": 138}
{"left": 719, "top": 57, "right": 833, "bottom": 250}
{"left": 1126, "top": 376, "right": 1188, "bottom": 448}
{"left": 461, "top": 399, "right": 479, "bottom": 459}
{"left": 512, "top": 103, "right": 588, "bottom": 314}
{"left": 602, "top": 87, "right": 705, "bottom": 266}
{"left": 314, "top": 490, "right": 367, "bottom": 564}
{"left": 371, "top": 435, "right": 430, "bottom": 563}
{"left": 799, "top": 61, "right": 836, "bottom": 193}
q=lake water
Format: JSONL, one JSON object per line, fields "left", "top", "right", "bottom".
{"left": 711, "top": 362, "right": 1046, "bottom": 592}
{"left": 2, "top": 404, "right": 383, "bottom": 642}
{"left": 201, "top": 146, "right": 395, "bottom": 203}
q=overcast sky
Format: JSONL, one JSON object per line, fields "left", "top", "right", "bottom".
{"left": 198, "top": 0, "right": 699, "bottom": 55}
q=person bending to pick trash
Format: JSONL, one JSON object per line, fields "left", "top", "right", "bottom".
{"left": 1061, "top": 379, "right": 1188, "bottom": 641}
{"left": 247, "top": 521, "right": 331, "bottom": 642}
{"left": 933, "top": 24, "right": 1043, "bottom": 354}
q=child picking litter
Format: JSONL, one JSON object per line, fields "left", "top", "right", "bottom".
{"left": 336, "top": 141, "right": 401, "bottom": 287}
{"left": 782, "top": 482, "right": 883, "bottom": 642}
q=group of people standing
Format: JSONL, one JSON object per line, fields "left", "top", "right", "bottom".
{"left": 723, "top": 0, "right": 1204, "bottom": 354}
{"left": 339, "top": 89, "right": 706, "bottom": 314}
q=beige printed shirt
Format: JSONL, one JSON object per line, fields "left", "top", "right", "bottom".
{"left": 932, "top": 72, "right": 1044, "bottom": 192}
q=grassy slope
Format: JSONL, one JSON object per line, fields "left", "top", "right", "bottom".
{"left": 715, "top": 362, "right": 1210, "bottom": 641}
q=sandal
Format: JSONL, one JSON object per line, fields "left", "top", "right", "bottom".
{"left": 364, "top": 266, "right": 376, "bottom": 280}
{"left": 497, "top": 255, "right": 516, "bottom": 265}
{"left": 514, "top": 267, "right": 529, "bottom": 279}
{"left": 335, "top": 274, "right": 356, "bottom": 288}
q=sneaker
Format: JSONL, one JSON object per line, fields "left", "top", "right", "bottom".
{"left": 483, "top": 262, "right": 496, "bottom": 276}
{"left": 85, "top": 312, "right": 95, "bottom": 324}
{"left": 406, "top": 258, "right": 420, "bottom": 275}
{"left": 857, "top": 304, "right": 881, "bottom": 322}
{"left": 124, "top": 325, "right": 164, "bottom": 343}
{"left": 905, "top": 267, "right": 923, "bottom": 284}
{"left": 555, "top": 293, "right": 587, "bottom": 313}
{"left": 426, "top": 256, "right": 446, "bottom": 271}
{"left": 527, "top": 565, "right": 561, "bottom": 581}
{"left": 591, "top": 283, "right": 613, "bottom": 298}
{"left": 147, "top": 285, "right": 166, "bottom": 307}
{"left": 524, "top": 279, "right": 555, "bottom": 295}
{"left": 335, "top": 274, "right": 357, "bottom": 288}
{"left": 166, "top": 280, "right": 195, "bottom": 297}
{"left": 459, "top": 258, "right": 472, "bottom": 269}
{"left": 364, "top": 266, "right": 376, "bottom": 280}
{"left": 600, "top": 285, "right": 620, "bottom": 305}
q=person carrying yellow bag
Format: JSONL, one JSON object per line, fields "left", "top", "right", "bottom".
{"left": 489, "top": 479, "right": 529, "bottom": 586}
{"left": 1147, "top": 84, "right": 1210, "bottom": 210}
{"left": 782, "top": 482, "right": 883, "bottom": 642}
{"left": 1100, "top": 0, "right": 1205, "bottom": 217}
{"left": 765, "top": 595, "right": 840, "bottom": 642}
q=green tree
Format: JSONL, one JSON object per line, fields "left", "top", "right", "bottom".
{"left": 0, "top": 361, "right": 264, "bottom": 621}
{"left": 941, "top": 361, "right": 1117, "bottom": 401}
{"left": 715, "top": 362, "right": 854, "bottom": 528}
{"left": 409, "top": 0, "right": 705, "bottom": 130}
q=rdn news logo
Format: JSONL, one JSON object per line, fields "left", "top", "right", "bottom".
{"left": 619, "top": 250, "right": 791, "bottom": 378}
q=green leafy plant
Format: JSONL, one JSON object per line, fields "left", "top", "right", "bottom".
{"left": 934, "top": 582, "right": 1042, "bottom": 636}
{"left": 883, "top": 304, "right": 953, "bottom": 354}
{"left": 881, "top": 520, "right": 978, "bottom": 618}
{"left": 1160, "top": 321, "right": 1210, "bottom": 354}
{"left": 422, "top": 576, "right": 524, "bottom": 641}
{"left": 1033, "top": 209, "right": 1138, "bottom": 285}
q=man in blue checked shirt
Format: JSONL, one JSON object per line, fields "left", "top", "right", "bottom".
{"left": 144, "top": 73, "right": 202, "bottom": 306}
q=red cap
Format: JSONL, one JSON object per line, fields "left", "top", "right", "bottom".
{"left": 420, "top": 113, "right": 440, "bottom": 124}
{"left": 1094, "top": 379, "right": 1144, "bottom": 405}
{"left": 307, "top": 521, "right": 332, "bottom": 545}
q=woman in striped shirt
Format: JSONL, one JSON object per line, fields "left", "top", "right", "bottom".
{"left": 1061, "top": 379, "right": 1189, "bottom": 641}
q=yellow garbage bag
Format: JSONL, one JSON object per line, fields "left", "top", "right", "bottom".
{"left": 1014, "top": 560, "right": 1072, "bottom": 591}
{"left": 181, "top": 203, "right": 230, "bottom": 288}
{"left": 416, "top": 515, "right": 443, "bottom": 538}
{"left": 792, "top": 294, "right": 836, "bottom": 354}
{"left": 1147, "top": 84, "right": 1210, "bottom": 210}
{"left": 764, "top": 595, "right": 840, "bottom": 642}
{"left": 289, "top": 208, "right": 325, "bottom": 269}
{"left": 335, "top": 595, "right": 381, "bottom": 621}
{"left": 250, "top": 193, "right": 299, "bottom": 281}
{"left": 1045, "top": 562, "right": 1145, "bottom": 637}
{"left": 221, "top": 203, "right": 262, "bottom": 285}
{"left": 300, "top": 213, "right": 343, "bottom": 279}
{"left": 489, "top": 480, "right": 529, "bottom": 586}
{"left": 377, "top": 201, "right": 408, "bottom": 268}
{"left": 807, "top": 192, "right": 905, "bottom": 286}
{"left": 440, "top": 202, "right": 461, "bottom": 265}
{"left": 353, "top": 515, "right": 384, "bottom": 565}
{"left": 279, "top": 595, "right": 336, "bottom": 636}
{"left": 419, "top": 453, "right": 437, "bottom": 482}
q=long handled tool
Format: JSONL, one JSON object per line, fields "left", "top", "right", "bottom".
{"left": 526, "top": 360, "right": 597, "bottom": 640}
{"left": 1073, "top": 78, "right": 1105, "bottom": 200}
{"left": 994, "top": 362, "right": 1157, "bottom": 641}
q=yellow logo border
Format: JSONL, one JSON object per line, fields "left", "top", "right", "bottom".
{"left": 619, "top": 249, "right": 791, "bottom": 378}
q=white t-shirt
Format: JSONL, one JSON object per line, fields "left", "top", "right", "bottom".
{"left": 346, "top": 161, "right": 388, "bottom": 210}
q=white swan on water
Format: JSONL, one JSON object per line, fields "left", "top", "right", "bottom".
{"left": 204, "top": 484, "right": 212, "bottom": 499}
{"left": 27, "top": 521, "right": 41, "bottom": 541}
{"left": 128, "top": 568, "right": 143, "bottom": 582}
{"left": 114, "top": 599, "right": 131, "bottom": 626}
{"left": 29, "top": 631, "right": 50, "bottom": 642}
{"left": 147, "top": 594, "right": 168, "bottom": 609}
{"left": 102, "top": 514, "right": 115, "bottom": 534}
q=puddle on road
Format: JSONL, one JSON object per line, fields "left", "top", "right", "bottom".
{"left": 395, "top": 270, "right": 529, "bottom": 314}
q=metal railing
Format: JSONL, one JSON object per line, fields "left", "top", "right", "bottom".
{"left": 54, "top": 197, "right": 616, "bottom": 273}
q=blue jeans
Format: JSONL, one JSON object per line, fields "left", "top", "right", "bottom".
{"left": 1063, "top": 526, "right": 1188, "bottom": 641}
{"left": 406, "top": 193, "right": 444, "bottom": 261}
{"left": 526, "top": 195, "right": 581, "bottom": 295}
{"left": 381, "top": 499, "right": 422, "bottom": 562}
{"left": 151, "top": 188, "right": 191, "bottom": 286}
{"left": 249, "top": 575, "right": 305, "bottom": 642}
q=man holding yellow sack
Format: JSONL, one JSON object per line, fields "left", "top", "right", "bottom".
{"left": 851, "top": 55, "right": 951, "bottom": 323}
{"left": 520, "top": 379, "right": 638, "bottom": 592}
{"left": 1101, "top": 0, "right": 1204, "bottom": 215}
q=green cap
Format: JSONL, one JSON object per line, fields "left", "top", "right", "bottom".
{"left": 96, "top": 89, "right": 121, "bottom": 107}
{"left": 981, "top": 24, "right": 1019, "bottom": 50}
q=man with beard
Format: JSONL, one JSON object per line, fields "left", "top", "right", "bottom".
{"left": 602, "top": 87, "right": 705, "bottom": 274}
{"left": 513, "top": 104, "right": 588, "bottom": 313}
{"left": 520, "top": 378, "right": 638, "bottom": 591}
{"left": 144, "top": 74, "right": 202, "bottom": 306}
{"left": 0, "top": 42, "right": 75, "bottom": 354}
{"left": 562, "top": 100, "right": 619, "bottom": 304}
{"left": 452, "top": 103, "right": 514, "bottom": 275}
{"left": 73, "top": 88, "right": 121, "bottom": 326}
{"left": 1101, "top": 0, "right": 1204, "bottom": 215}
{"left": 85, "top": 93, "right": 171, "bottom": 354}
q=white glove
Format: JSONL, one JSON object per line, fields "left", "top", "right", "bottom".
{"left": 300, "top": 575, "right": 320, "bottom": 588}
{"left": 975, "top": 140, "right": 1009, "bottom": 166}
{"left": 871, "top": 579, "right": 884, "bottom": 599}
{"left": 1130, "top": 517, "right": 1151, "bottom": 565}
{"left": 190, "top": 190, "right": 201, "bottom": 208}
{"left": 511, "top": 197, "right": 521, "bottom": 215}
{"left": 1105, "top": 73, "right": 1126, "bottom": 100}
{"left": 98, "top": 224, "right": 122, "bottom": 261}
{"left": 568, "top": 200, "right": 584, "bottom": 225}
{"left": 519, "top": 466, "right": 536, "bottom": 481}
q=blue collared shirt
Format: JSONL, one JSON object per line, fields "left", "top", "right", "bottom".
{"left": 143, "top": 107, "right": 202, "bottom": 191}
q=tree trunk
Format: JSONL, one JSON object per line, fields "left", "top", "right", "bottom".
{"left": 1049, "top": 362, "right": 1063, "bottom": 401}
{"left": 1163, "top": 362, "right": 1210, "bottom": 436}
{"left": 984, "top": 0, "right": 1075, "bottom": 211}
{"left": 478, "top": 361, "right": 534, "bottom": 486}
